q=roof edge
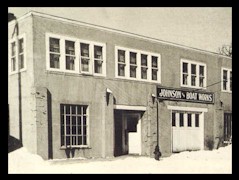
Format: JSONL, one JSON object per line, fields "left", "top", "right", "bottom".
{"left": 8, "top": 11, "right": 232, "bottom": 60}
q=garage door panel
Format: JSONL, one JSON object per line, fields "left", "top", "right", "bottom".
{"left": 172, "top": 111, "right": 203, "bottom": 152}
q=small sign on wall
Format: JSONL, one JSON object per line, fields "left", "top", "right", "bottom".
{"left": 157, "top": 87, "right": 214, "bottom": 104}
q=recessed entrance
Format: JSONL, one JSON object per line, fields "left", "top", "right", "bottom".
{"left": 114, "top": 110, "right": 142, "bottom": 156}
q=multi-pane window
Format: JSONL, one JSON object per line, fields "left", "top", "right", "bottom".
{"left": 129, "top": 52, "right": 137, "bottom": 78}
{"left": 61, "top": 104, "right": 88, "bottom": 147}
{"left": 9, "top": 35, "right": 26, "bottom": 73}
{"left": 151, "top": 56, "right": 158, "bottom": 81}
{"left": 181, "top": 59, "right": 206, "bottom": 88}
{"left": 172, "top": 111, "right": 201, "bottom": 128}
{"left": 65, "top": 40, "right": 75, "bottom": 70}
{"left": 222, "top": 68, "right": 232, "bottom": 92}
{"left": 46, "top": 33, "right": 106, "bottom": 76}
{"left": 118, "top": 50, "right": 126, "bottom": 76}
{"left": 115, "top": 46, "right": 161, "bottom": 82}
{"left": 49, "top": 38, "right": 60, "bottom": 69}
{"left": 141, "top": 54, "right": 148, "bottom": 79}
{"left": 94, "top": 45, "right": 103, "bottom": 74}
{"left": 11, "top": 42, "right": 16, "bottom": 72}
{"left": 19, "top": 38, "right": 24, "bottom": 69}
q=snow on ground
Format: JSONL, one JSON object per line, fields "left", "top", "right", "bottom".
{"left": 8, "top": 145, "right": 232, "bottom": 174}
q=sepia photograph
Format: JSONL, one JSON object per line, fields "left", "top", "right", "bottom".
{"left": 8, "top": 7, "right": 232, "bottom": 174}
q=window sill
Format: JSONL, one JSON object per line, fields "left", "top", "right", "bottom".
{"left": 60, "top": 146, "right": 91, "bottom": 150}
{"left": 180, "top": 85, "right": 206, "bottom": 90}
{"left": 9, "top": 69, "right": 27, "bottom": 75}
{"left": 221, "top": 90, "right": 232, "bottom": 93}
{"left": 46, "top": 70, "right": 106, "bottom": 78}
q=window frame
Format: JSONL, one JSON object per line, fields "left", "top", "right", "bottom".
{"left": 115, "top": 46, "right": 161, "bottom": 83}
{"left": 180, "top": 59, "right": 207, "bottom": 89}
{"left": 60, "top": 104, "right": 90, "bottom": 149}
{"left": 46, "top": 33, "right": 106, "bottom": 76}
{"left": 9, "top": 34, "right": 27, "bottom": 75}
{"left": 221, "top": 67, "right": 232, "bottom": 93}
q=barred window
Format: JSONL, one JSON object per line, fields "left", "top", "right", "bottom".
{"left": 61, "top": 104, "right": 89, "bottom": 148}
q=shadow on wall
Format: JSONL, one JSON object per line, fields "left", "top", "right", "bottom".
{"left": 8, "top": 135, "right": 23, "bottom": 153}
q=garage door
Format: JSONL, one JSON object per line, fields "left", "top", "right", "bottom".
{"left": 172, "top": 111, "right": 203, "bottom": 152}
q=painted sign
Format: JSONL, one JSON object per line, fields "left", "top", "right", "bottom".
{"left": 157, "top": 87, "right": 214, "bottom": 104}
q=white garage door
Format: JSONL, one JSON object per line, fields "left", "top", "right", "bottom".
{"left": 172, "top": 111, "right": 203, "bottom": 152}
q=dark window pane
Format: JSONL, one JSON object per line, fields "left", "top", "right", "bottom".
{"left": 94, "top": 46, "right": 103, "bottom": 59}
{"left": 152, "top": 69, "right": 157, "bottom": 81}
{"left": 61, "top": 135, "right": 64, "bottom": 146}
{"left": 183, "top": 74, "right": 188, "bottom": 85}
{"left": 188, "top": 114, "right": 192, "bottom": 127}
{"left": 118, "top": 50, "right": 125, "bottom": 63}
{"left": 141, "top": 54, "right": 147, "bottom": 66}
{"left": 66, "top": 116, "right": 70, "bottom": 125}
{"left": 191, "top": 75, "right": 196, "bottom": 86}
{"left": 72, "top": 126, "right": 76, "bottom": 135}
{"left": 11, "top": 58, "right": 16, "bottom": 71}
{"left": 81, "top": 58, "right": 89, "bottom": 71}
{"left": 130, "top": 66, "right": 136, "bottom": 78}
{"left": 77, "top": 116, "right": 82, "bottom": 126}
{"left": 191, "top": 64, "right": 196, "bottom": 75}
{"left": 152, "top": 56, "right": 158, "bottom": 68}
{"left": 130, "top": 52, "right": 137, "bottom": 64}
{"left": 199, "top": 66, "right": 204, "bottom": 76}
{"left": 19, "top": 39, "right": 24, "bottom": 53}
{"left": 223, "top": 70, "right": 227, "bottom": 80}
{"left": 72, "top": 116, "right": 76, "bottom": 125}
{"left": 180, "top": 113, "right": 184, "bottom": 127}
{"left": 118, "top": 64, "right": 125, "bottom": 76}
{"left": 65, "top": 40, "right": 75, "bottom": 55}
{"left": 80, "top": 43, "right": 89, "bottom": 57}
{"left": 71, "top": 106, "right": 76, "bottom": 114}
{"left": 94, "top": 60, "right": 103, "bottom": 74}
{"left": 172, "top": 112, "right": 176, "bottom": 127}
{"left": 61, "top": 115, "right": 64, "bottom": 125}
{"left": 78, "top": 136, "right": 82, "bottom": 145}
{"left": 72, "top": 136, "right": 76, "bottom": 146}
{"left": 83, "top": 136, "right": 87, "bottom": 145}
{"left": 195, "top": 114, "right": 199, "bottom": 127}
{"left": 66, "top": 106, "right": 70, "bottom": 114}
{"left": 61, "top": 126, "right": 64, "bottom": 136}
{"left": 77, "top": 106, "right": 82, "bottom": 115}
{"left": 66, "top": 126, "right": 70, "bottom": 135}
{"left": 66, "top": 56, "right": 75, "bottom": 70}
{"left": 199, "top": 77, "right": 204, "bottom": 87}
{"left": 50, "top": 38, "right": 60, "bottom": 53}
{"left": 83, "top": 106, "right": 87, "bottom": 114}
{"left": 50, "top": 54, "right": 60, "bottom": 69}
{"left": 83, "top": 126, "right": 87, "bottom": 136}
{"left": 78, "top": 126, "right": 82, "bottom": 135}
{"left": 183, "top": 63, "right": 188, "bottom": 73}
{"left": 66, "top": 136, "right": 70, "bottom": 146}
{"left": 141, "top": 67, "right": 147, "bottom": 79}
{"left": 19, "top": 54, "right": 24, "bottom": 69}
{"left": 83, "top": 116, "right": 87, "bottom": 125}
{"left": 11, "top": 42, "right": 16, "bottom": 56}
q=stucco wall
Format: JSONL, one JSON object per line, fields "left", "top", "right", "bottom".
{"left": 8, "top": 16, "right": 37, "bottom": 154}
{"left": 12, "top": 14, "right": 232, "bottom": 159}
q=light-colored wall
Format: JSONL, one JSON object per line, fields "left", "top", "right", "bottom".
{"left": 8, "top": 16, "right": 37, "bottom": 154}
{"left": 8, "top": 13, "right": 231, "bottom": 159}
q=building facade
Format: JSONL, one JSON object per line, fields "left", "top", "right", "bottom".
{"left": 8, "top": 12, "right": 232, "bottom": 160}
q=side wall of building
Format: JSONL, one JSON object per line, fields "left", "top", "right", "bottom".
{"left": 8, "top": 16, "right": 37, "bottom": 154}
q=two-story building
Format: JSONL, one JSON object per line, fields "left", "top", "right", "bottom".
{"left": 8, "top": 11, "right": 232, "bottom": 160}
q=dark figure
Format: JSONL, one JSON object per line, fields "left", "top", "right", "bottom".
{"left": 154, "top": 145, "right": 161, "bottom": 160}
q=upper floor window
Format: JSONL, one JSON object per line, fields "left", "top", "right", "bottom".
{"left": 221, "top": 68, "right": 232, "bottom": 92}
{"left": 9, "top": 34, "right": 26, "bottom": 74}
{"left": 181, "top": 59, "right": 206, "bottom": 89}
{"left": 46, "top": 33, "right": 106, "bottom": 76}
{"left": 49, "top": 37, "right": 60, "bottom": 69}
{"left": 115, "top": 46, "right": 161, "bottom": 83}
